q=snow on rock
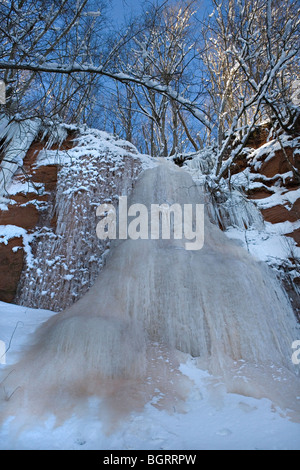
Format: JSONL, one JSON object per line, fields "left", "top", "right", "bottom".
{"left": 0, "top": 224, "right": 34, "bottom": 267}
{"left": 233, "top": 135, "right": 300, "bottom": 315}
{"left": 0, "top": 116, "right": 41, "bottom": 198}
{"left": 0, "top": 121, "right": 156, "bottom": 311}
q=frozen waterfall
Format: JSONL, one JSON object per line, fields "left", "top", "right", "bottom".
{"left": 1, "top": 160, "right": 299, "bottom": 426}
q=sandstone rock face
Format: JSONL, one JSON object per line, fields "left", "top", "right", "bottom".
{"left": 15, "top": 134, "right": 143, "bottom": 312}
{"left": 0, "top": 204, "right": 40, "bottom": 230}
{"left": 286, "top": 229, "right": 300, "bottom": 247}
{"left": 259, "top": 147, "right": 298, "bottom": 179}
{"left": 261, "top": 204, "right": 299, "bottom": 225}
{"left": 247, "top": 146, "right": 300, "bottom": 247}
{"left": 0, "top": 237, "right": 24, "bottom": 302}
{"left": 0, "top": 136, "right": 69, "bottom": 304}
{"left": 242, "top": 121, "right": 300, "bottom": 320}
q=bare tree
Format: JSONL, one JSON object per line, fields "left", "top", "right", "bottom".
{"left": 0, "top": 0, "right": 107, "bottom": 122}
{"left": 202, "top": 0, "right": 300, "bottom": 180}
{"left": 0, "top": 0, "right": 211, "bottom": 134}
{"left": 0, "top": 0, "right": 298, "bottom": 175}
{"left": 106, "top": 1, "right": 204, "bottom": 156}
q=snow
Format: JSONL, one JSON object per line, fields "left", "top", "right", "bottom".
{"left": 284, "top": 188, "right": 300, "bottom": 206}
{"left": 225, "top": 224, "right": 300, "bottom": 265}
{"left": 34, "top": 149, "right": 72, "bottom": 167}
{"left": 34, "top": 127, "right": 157, "bottom": 172}
{"left": 0, "top": 225, "right": 27, "bottom": 246}
{"left": 5, "top": 180, "right": 43, "bottom": 196}
{"left": 0, "top": 300, "right": 299, "bottom": 450}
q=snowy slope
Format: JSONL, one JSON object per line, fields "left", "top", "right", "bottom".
{"left": 0, "top": 301, "right": 299, "bottom": 450}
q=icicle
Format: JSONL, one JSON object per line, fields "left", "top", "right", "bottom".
{"left": 204, "top": 184, "right": 265, "bottom": 231}
{"left": 183, "top": 147, "right": 264, "bottom": 231}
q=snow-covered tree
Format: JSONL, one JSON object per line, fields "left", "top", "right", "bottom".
{"left": 0, "top": 0, "right": 107, "bottom": 121}
{"left": 0, "top": 0, "right": 210, "bottom": 134}
{"left": 105, "top": 1, "right": 204, "bottom": 156}
{"left": 202, "top": 0, "right": 300, "bottom": 180}
{"left": 0, "top": 0, "right": 298, "bottom": 171}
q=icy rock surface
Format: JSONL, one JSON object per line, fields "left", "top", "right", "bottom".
{"left": 15, "top": 129, "right": 145, "bottom": 311}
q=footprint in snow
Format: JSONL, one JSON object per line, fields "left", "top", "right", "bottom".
{"left": 216, "top": 428, "right": 232, "bottom": 437}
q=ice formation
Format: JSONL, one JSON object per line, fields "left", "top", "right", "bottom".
{"left": 1, "top": 160, "right": 299, "bottom": 426}
{"left": 0, "top": 116, "right": 40, "bottom": 197}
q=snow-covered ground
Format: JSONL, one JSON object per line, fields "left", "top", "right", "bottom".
{"left": 0, "top": 302, "right": 299, "bottom": 451}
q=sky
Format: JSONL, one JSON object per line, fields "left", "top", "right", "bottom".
{"left": 109, "top": 0, "right": 145, "bottom": 24}
{"left": 109, "top": 0, "right": 213, "bottom": 25}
